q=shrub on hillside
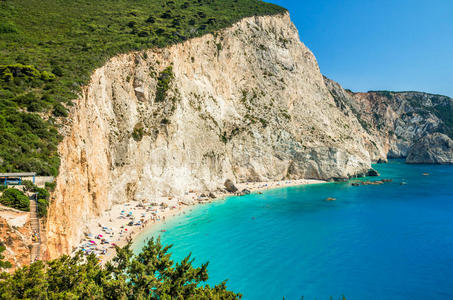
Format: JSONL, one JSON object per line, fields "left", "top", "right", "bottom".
{"left": 52, "top": 103, "right": 68, "bottom": 117}
{"left": 37, "top": 198, "right": 48, "bottom": 217}
{"left": 44, "top": 181, "right": 56, "bottom": 192}
{"left": 155, "top": 66, "right": 174, "bottom": 102}
{"left": 34, "top": 187, "right": 50, "bottom": 201}
{"left": 0, "top": 243, "right": 11, "bottom": 270}
{"left": 0, "top": 188, "right": 30, "bottom": 211}
{"left": 22, "top": 180, "right": 35, "bottom": 192}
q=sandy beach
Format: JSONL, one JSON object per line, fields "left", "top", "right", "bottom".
{"left": 73, "top": 178, "right": 325, "bottom": 264}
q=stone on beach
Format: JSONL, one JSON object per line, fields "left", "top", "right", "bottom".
{"left": 238, "top": 189, "right": 251, "bottom": 196}
{"left": 224, "top": 179, "right": 238, "bottom": 193}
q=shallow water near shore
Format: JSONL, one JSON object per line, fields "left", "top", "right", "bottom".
{"left": 133, "top": 160, "right": 453, "bottom": 299}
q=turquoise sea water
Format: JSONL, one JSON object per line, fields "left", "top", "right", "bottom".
{"left": 133, "top": 160, "right": 453, "bottom": 299}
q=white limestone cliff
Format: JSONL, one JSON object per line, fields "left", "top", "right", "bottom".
{"left": 45, "top": 13, "right": 380, "bottom": 258}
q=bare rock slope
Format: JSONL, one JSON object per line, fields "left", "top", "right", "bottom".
{"left": 45, "top": 13, "right": 380, "bottom": 258}
{"left": 406, "top": 133, "right": 453, "bottom": 164}
{"left": 0, "top": 206, "right": 32, "bottom": 270}
{"left": 325, "top": 77, "right": 453, "bottom": 161}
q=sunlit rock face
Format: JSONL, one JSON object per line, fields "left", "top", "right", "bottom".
{"left": 46, "top": 13, "right": 377, "bottom": 258}
{"left": 0, "top": 206, "right": 32, "bottom": 270}
{"left": 325, "top": 77, "right": 453, "bottom": 161}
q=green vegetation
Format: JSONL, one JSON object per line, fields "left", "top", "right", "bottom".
{"left": 35, "top": 187, "right": 50, "bottom": 217}
{"left": 0, "top": 238, "right": 241, "bottom": 299}
{"left": 21, "top": 180, "right": 52, "bottom": 217}
{"left": 37, "top": 198, "right": 48, "bottom": 218}
{"left": 0, "top": 180, "right": 51, "bottom": 214}
{"left": 132, "top": 123, "right": 145, "bottom": 142}
{"left": 0, "top": 0, "right": 286, "bottom": 176}
{"left": 0, "top": 188, "right": 29, "bottom": 211}
{"left": 0, "top": 244, "right": 11, "bottom": 270}
{"left": 44, "top": 181, "right": 56, "bottom": 192}
{"left": 21, "top": 179, "right": 34, "bottom": 192}
{"left": 155, "top": 66, "right": 174, "bottom": 102}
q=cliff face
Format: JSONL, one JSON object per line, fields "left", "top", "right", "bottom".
{"left": 406, "top": 133, "right": 453, "bottom": 164}
{"left": 45, "top": 13, "right": 378, "bottom": 258}
{"left": 325, "top": 77, "right": 453, "bottom": 160}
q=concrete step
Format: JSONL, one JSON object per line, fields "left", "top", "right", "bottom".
{"left": 29, "top": 194, "right": 42, "bottom": 263}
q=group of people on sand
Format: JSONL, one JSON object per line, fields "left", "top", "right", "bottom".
{"left": 76, "top": 201, "right": 176, "bottom": 262}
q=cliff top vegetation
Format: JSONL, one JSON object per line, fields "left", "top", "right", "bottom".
{"left": 0, "top": 0, "right": 286, "bottom": 176}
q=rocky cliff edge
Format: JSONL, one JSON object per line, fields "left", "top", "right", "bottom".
{"left": 45, "top": 13, "right": 382, "bottom": 258}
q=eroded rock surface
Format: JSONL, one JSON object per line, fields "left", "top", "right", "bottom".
{"left": 406, "top": 133, "right": 453, "bottom": 164}
{"left": 0, "top": 206, "right": 32, "bottom": 270}
{"left": 46, "top": 13, "right": 378, "bottom": 258}
{"left": 325, "top": 77, "right": 453, "bottom": 160}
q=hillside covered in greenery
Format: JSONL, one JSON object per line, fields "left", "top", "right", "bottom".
{"left": 0, "top": 0, "right": 286, "bottom": 176}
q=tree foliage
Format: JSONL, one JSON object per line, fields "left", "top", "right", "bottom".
{"left": 0, "top": 188, "right": 29, "bottom": 211}
{"left": 0, "top": 0, "right": 286, "bottom": 176}
{"left": 0, "top": 244, "right": 11, "bottom": 270}
{"left": 0, "top": 238, "right": 241, "bottom": 299}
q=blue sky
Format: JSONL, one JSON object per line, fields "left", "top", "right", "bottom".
{"left": 267, "top": 0, "right": 453, "bottom": 97}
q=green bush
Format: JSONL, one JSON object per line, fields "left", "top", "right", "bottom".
{"left": 37, "top": 198, "right": 48, "bottom": 217}
{"left": 155, "top": 66, "right": 174, "bottom": 102}
{"left": 44, "top": 181, "right": 56, "bottom": 192}
{"left": 0, "top": 243, "right": 11, "bottom": 270}
{"left": 52, "top": 103, "right": 68, "bottom": 117}
{"left": 132, "top": 124, "right": 145, "bottom": 142}
{"left": 22, "top": 180, "right": 35, "bottom": 192}
{"left": 34, "top": 187, "right": 50, "bottom": 201}
{"left": 0, "top": 188, "right": 30, "bottom": 211}
{"left": 0, "top": 22, "right": 18, "bottom": 34}
{"left": 40, "top": 71, "right": 56, "bottom": 81}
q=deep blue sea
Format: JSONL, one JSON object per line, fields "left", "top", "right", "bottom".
{"left": 133, "top": 160, "right": 453, "bottom": 299}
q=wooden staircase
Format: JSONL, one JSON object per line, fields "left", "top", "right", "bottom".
{"left": 29, "top": 195, "right": 41, "bottom": 263}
